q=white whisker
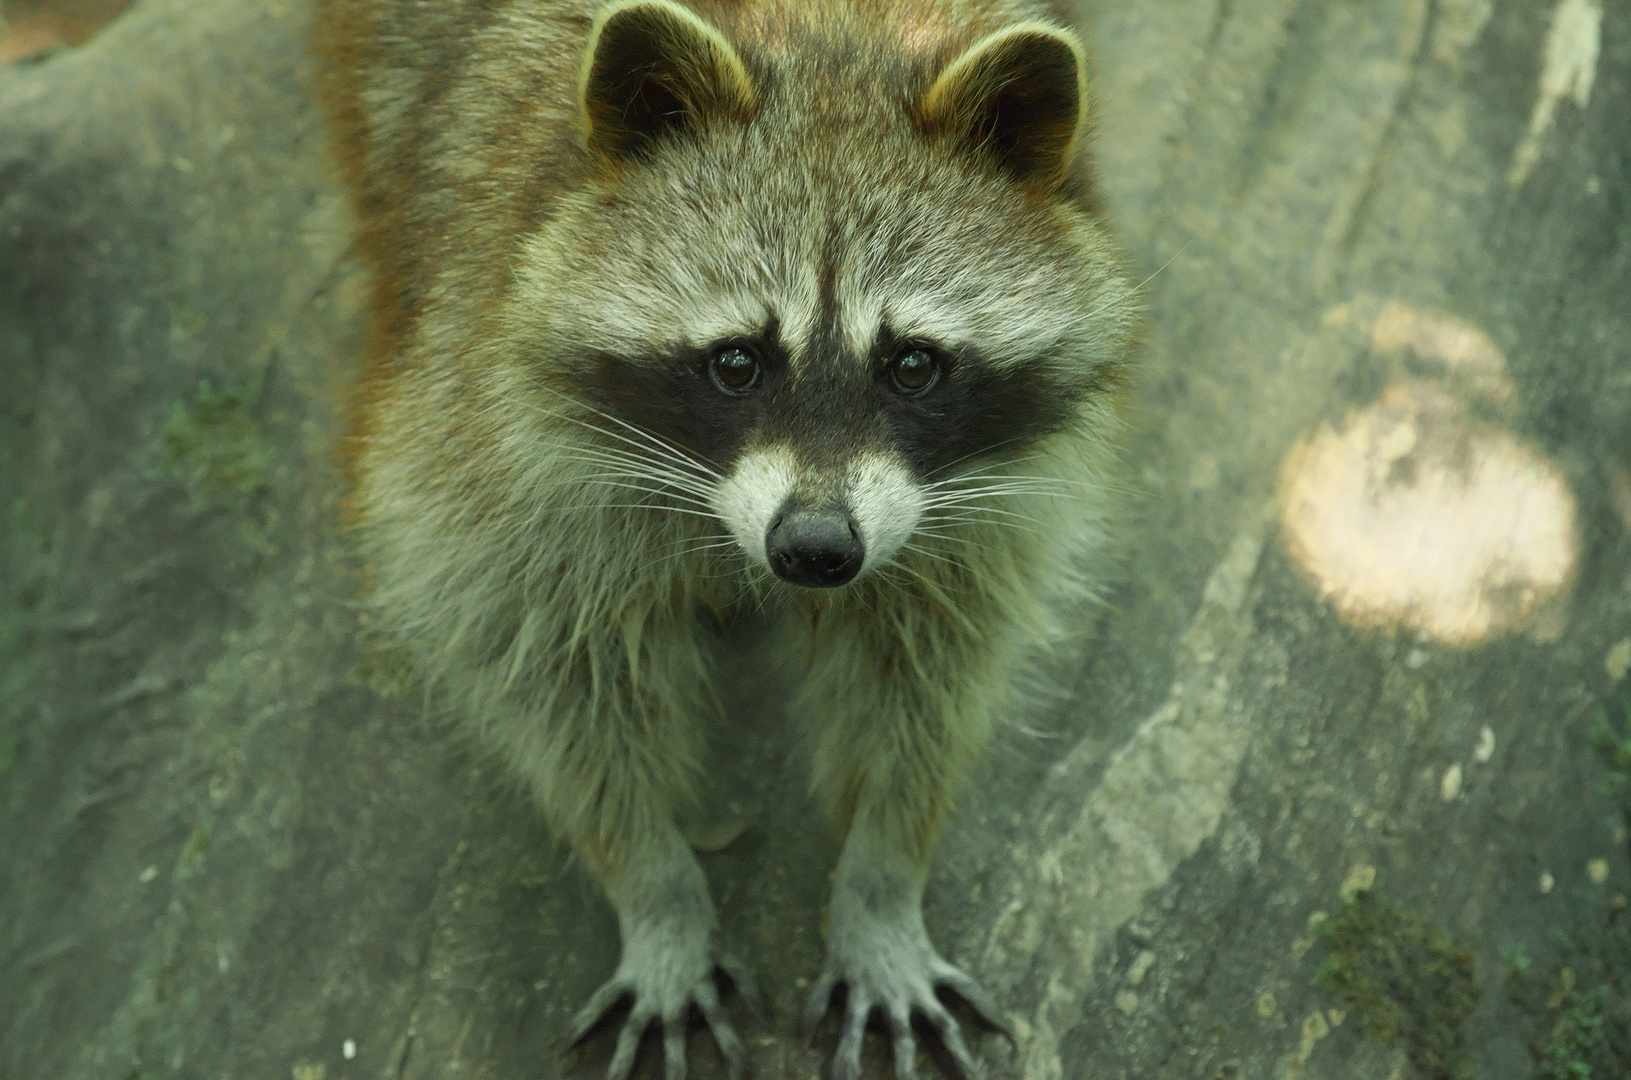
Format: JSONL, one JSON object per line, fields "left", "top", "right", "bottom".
{"left": 574, "top": 476, "right": 718, "bottom": 510}
{"left": 529, "top": 502, "right": 724, "bottom": 521}
{"left": 562, "top": 444, "right": 719, "bottom": 492}
{"left": 900, "top": 543, "right": 961, "bottom": 570}
{"left": 520, "top": 378, "right": 723, "bottom": 478}
{"left": 923, "top": 486, "right": 1073, "bottom": 506}
{"left": 922, "top": 456, "right": 1051, "bottom": 489}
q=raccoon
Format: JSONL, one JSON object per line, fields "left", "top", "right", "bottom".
{"left": 311, "top": 1, "right": 1137, "bottom": 1077}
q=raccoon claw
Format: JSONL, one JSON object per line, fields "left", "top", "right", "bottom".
{"left": 803, "top": 948, "right": 1006, "bottom": 1080}
{"left": 715, "top": 951, "right": 768, "bottom": 1026}
{"left": 567, "top": 952, "right": 752, "bottom": 1080}
{"left": 927, "top": 961, "right": 1012, "bottom": 1042}
{"left": 568, "top": 976, "right": 635, "bottom": 1047}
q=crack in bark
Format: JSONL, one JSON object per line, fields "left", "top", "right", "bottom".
{"left": 1329, "top": 0, "right": 1442, "bottom": 269}
{"left": 392, "top": 835, "right": 471, "bottom": 1080}
{"left": 1203, "top": 0, "right": 1237, "bottom": 55}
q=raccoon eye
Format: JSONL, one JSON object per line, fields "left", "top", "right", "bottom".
{"left": 709, "top": 347, "right": 761, "bottom": 395}
{"left": 888, "top": 349, "right": 940, "bottom": 396}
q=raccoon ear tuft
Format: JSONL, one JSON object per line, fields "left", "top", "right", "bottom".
{"left": 918, "top": 22, "right": 1088, "bottom": 186}
{"left": 579, "top": 0, "right": 758, "bottom": 162}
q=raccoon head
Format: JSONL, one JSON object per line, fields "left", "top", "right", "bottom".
{"left": 514, "top": 0, "right": 1133, "bottom": 590}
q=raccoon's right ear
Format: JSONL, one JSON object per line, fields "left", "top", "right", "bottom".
{"left": 579, "top": 0, "right": 758, "bottom": 163}
{"left": 918, "top": 22, "right": 1088, "bottom": 188}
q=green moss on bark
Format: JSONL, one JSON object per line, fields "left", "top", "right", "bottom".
{"left": 156, "top": 378, "right": 273, "bottom": 510}
{"left": 1311, "top": 882, "right": 1480, "bottom": 1080}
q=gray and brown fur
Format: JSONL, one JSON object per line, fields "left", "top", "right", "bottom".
{"left": 311, "top": 1, "right": 1137, "bottom": 1077}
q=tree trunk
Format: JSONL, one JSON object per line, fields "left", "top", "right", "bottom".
{"left": 2, "top": 1, "right": 1627, "bottom": 1078}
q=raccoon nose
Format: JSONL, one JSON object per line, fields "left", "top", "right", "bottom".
{"left": 765, "top": 510, "right": 864, "bottom": 588}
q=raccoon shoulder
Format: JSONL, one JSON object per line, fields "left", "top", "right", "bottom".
{"left": 309, "top": 0, "right": 597, "bottom": 356}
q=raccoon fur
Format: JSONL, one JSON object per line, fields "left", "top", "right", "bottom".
{"left": 311, "top": 1, "right": 1137, "bottom": 1077}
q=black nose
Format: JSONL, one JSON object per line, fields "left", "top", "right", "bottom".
{"left": 765, "top": 510, "right": 864, "bottom": 588}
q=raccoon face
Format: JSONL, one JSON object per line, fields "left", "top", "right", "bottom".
{"left": 512, "top": 1, "right": 1132, "bottom": 589}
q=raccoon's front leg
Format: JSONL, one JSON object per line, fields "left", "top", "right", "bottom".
{"left": 802, "top": 819, "right": 1008, "bottom": 1080}
{"left": 798, "top": 619, "right": 1012, "bottom": 1080}
{"left": 482, "top": 600, "right": 751, "bottom": 1079}
{"left": 567, "top": 822, "right": 754, "bottom": 1080}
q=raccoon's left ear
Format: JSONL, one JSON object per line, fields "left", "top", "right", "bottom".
{"left": 579, "top": 0, "right": 759, "bottom": 163}
{"left": 918, "top": 22, "right": 1088, "bottom": 187}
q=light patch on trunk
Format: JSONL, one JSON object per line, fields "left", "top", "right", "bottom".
{"left": 1507, "top": 0, "right": 1601, "bottom": 189}
{"left": 1368, "top": 301, "right": 1508, "bottom": 402}
{"left": 1279, "top": 382, "right": 1577, "bottom": 645}
{"left": 1285, "top": 301, "right": 1579, "bottom": 645}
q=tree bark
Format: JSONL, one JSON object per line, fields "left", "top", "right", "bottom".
{"left": 1, "top": 1, "right": 1627, "bottom": 1078}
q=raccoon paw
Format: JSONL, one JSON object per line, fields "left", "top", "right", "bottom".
{"left": 801, "top": 916, "right": 1009, "bottom": 1080}
{"left": 567, "top": 924, "right": 758, "bottom": 1080}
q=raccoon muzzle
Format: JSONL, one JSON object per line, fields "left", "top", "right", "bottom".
{"left": 765, "top": 508, "right": 864, "bottom": 588}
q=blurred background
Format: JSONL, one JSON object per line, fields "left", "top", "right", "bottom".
{"left": 1, "top": 1, "right": 1627, "bottom": 1077}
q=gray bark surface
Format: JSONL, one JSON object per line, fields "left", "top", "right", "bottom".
{"left": 2, "top": 1, "right": 1628, "bottom": 1078}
